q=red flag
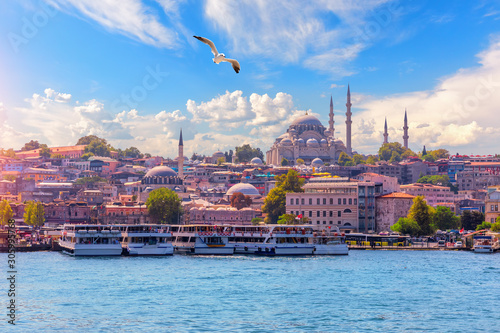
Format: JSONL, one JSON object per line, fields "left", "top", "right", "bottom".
{"left": 297, "top": 214, "right": 303, "bottom": 219}
{"left": 460, "top": 227, "right": 464, "bottom": 233}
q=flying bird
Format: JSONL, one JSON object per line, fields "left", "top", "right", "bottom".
{"left": 193, "top": 36, "right": 240, "bottom": 73}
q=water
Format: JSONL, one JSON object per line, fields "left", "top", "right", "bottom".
{"left": 2, "top": 250, "right": 500, "bottom": 332}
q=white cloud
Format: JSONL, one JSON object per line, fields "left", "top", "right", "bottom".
{"left": 351, "top": 36, "right": 500, "bottom": 155}
{"left": 47, "top": 0, "right": 181, "bottom": 48}
{"left": 203, "top": 0, "right": 400, "bottom": 76}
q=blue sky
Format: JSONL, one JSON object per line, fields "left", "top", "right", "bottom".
{"left": 1, "top": 0, "right": 500, "bottom": 159}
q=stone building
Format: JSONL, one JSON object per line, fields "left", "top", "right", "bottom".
{"left": 375, "top": 192, "right": 415, "bottom": 233}
{"left": 485, "top": 186, "right": 500, "bottom": 223}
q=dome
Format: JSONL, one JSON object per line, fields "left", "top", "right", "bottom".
{"left": 251, "top": 157, "right": 263, "bottom": 165}
{"left": 144, "top": 166, "right": 178, "bottom": 178}
{"left": 297, "top": 138, "right": 305, "bottom": 144}
{"left": 278, "top": 133, "right": 289, "bottom": 140}
{"left": 320, "top": 139, "right": 327, "bottom": 144}
{"left": 212, "top": 151, "right": 225, "bottom": 158}
{"left": 226, "top": 183, "right": 260, "bottom": 196}
{"left": 311, "top": 158, "right": 324, "bottom": 166}
{"left": 291, "top": 114, "right": 322, "bottom": 127}
{"left": 281, "top": 138, "right": 292, "bottom": 146}
{"left": 306, "top": 138, "right": 319, "bottom": 147}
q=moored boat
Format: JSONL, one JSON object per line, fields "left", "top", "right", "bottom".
{"left": 171, "top": 224, "right": 234, "bottom": 255}
{"left": 59, "top": 224, "right": 122, "bottom": 256}
{"left": 120, "top": 224, "right": 173, "bottom": 255}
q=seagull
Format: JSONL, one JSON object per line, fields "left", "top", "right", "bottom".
{"left": 193, "top": 35, "right": 240, "bottom": 73}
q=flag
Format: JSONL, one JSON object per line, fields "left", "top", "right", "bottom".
{"left": 296, "top": 214, "right": 303, "bottom": 219}
{"left": 460, "top": 227, "right": 464, "bottom": 233}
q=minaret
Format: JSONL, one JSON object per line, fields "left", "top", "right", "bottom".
{"left": 329, "top": 95, "right": 335, "bottom": 137}
{"left": 383, "top": 117, "right": 388, "bottom": 144}
{"left": 345, "top": 85, "right": 352, "bottom": 155}
{"left": 403, "top": 109, "right": 409, "bottom": 149}
{"left": 178, "top": 129, "right": 184, "bottom": 179}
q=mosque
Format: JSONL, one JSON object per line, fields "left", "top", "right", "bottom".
{"left": 266, "top": 85, "right": 354, "bottom": 166}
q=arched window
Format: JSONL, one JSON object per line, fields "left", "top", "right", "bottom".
{"left": 343, "top": 209, "right": 352, "bottom": 213}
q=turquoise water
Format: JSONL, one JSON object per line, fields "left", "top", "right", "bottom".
{"left": 2, "top": 250, "right": 499, "bottom": 332}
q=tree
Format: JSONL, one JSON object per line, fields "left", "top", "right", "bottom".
{"left": 146, "top": 188, "right": 182, "bottom": 224}
{"left": 280, "top": 157, "right": 289, "bottom": 166}
{"left": 460, "top": 211, "right": 485, "bottom": 231}
{"left": 262, "top": 187, "right": 286, "bottom": 224}
{"left": 77, "top": 135, "right": 102, "bottom": 145}
{"left": 417, "top": 175, "right": 458, "bottom": 193}
{"left": 391, "top": 217, "right": 421, "bottom": 236}
{"left": 352, "top": 154, "right": 365, "bottom": 165}
{"left": 251, "top": 217, "right": 263, "bottom": 225}
{"left": 365, "top": 155, "right": 378, "bottom": 165}
{"left": 224, "top": 150, "right": 233, "bottom": 162}
{"left": 21, "top": 140, "right": 43, "bottom": 151}
{"left": 422, "top": 154, "right": 435, "bottom": 162}
{"left": 263, "top": 170, "right": 304, "bottom": 224}
{"left": 230, "top": 192, "right": 252, "bottom": 210}
{"left": 0, "top": 148, "right": 17, "bottom": 158}
{"left": 85, "top": 140, "right": 111, "bottom": 157}
{"left": 3, "top": 175, "right": 16, "bottom": 181}
{"left": 429, "top": 149, "right": 449, "bottom": 160}
{"left": 235, "top": 144, "right": 264, "bottom": 163}
{"left": 388, "top": 151, "right": 401, "bottom": 163}
{"left": 38, "top": 145, "right": 51, "bottom": 158}
{"left": 75, "top": 177, "right": 107, "bottom": 185}
{"left": 23, "top": 201, "right": 45, "bottom": 228}
{"left": 217, "top": 157, "right": 225, "bottom": 166}
{"left": 408, "top": 196, "right": 435, "bottom": 236}
{"left": 0, "top": 200, "right": 13, "bottom": 226}
{"left": 50, "top": 153, "right": 65, "bottom": 159}
{"left": 277, "top": 213, "right": 297, "bottom": 225}
{"left": 296, "top": 158, "right": 304, "bottom": 165}
{"left": 476, "top": 221, "right": 492, "bottom": 231}
{"left": 80, "top": 152, "right": 94, "bottom": 160}
{"left": 422, "top": 145, "right": 427, "bottom": 156}
{"left": 491, "top": 221, "right": 500, "bottom": 232}
{"left": 337, "top": 152, "right": 352, "bottom": 166}
{"left": 378, "top": 142, "right": 415, "bottom": 161}
{"left": 122, "top": 146, "right": 143, "bottom": 158}
{"left": 432, "top": 206, "right": 460, "bottom": 230}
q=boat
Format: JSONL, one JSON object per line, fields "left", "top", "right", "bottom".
{"left": 473, "top": 235, "right": 499, "bottom": 253}
{"left": 309, "top": 228, "right": 349, "bottom": 255}
{"left": 227, "top": 225, "right": 316, "bottom": 256}
{"left": 171, "top": 225, "right": 234, "bottom": 255}
{"left": 119, "top": 224, "right": 173, "bottom": 255}
{"left": 59, "top": 224, "right": 122, "bottom": 256}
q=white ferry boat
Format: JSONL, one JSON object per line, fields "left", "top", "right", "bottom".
{"left": 310, "top": 228, "right": 349, "bottom": 255}
{"left": 59, "top": 224, "right": 122, "bottom": 256}
{"left": 227, "top": 225, "right": 315, "bottom": 256}
{"left": 473, "top": 235, "right": 499, "bottom": 253}
{"left": 171, "top": 225, "right": 234, "bottom": 255}
{"left": 119, "top": 224, "right": 173, "bottom": 256}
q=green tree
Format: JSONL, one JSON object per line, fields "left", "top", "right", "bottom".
{"left": 296, "top": 158, "right": 305, "bottom": 165}
{"left": 123, "top": 146, "right": 143, "bottom": 158}
{"left": 75, "top": 176, "right": 107, "bottom": 185}
{"left": 337, "top": 152, "right": 352, "bottom": 166}
{"left": 85, "top": 140, "right": 111, "bottom": 157}
{"left": 389, "top": 151, "right": 401, "bottom": 163}
{"left": 0, "top": 200, "right": 13, "bottom": 226}
{"left": 352, "top": 154, "right": 365, "bottom": 165}
{"left": 80, "top": 152, "right": 95, "bottom": 160}
{"left": 23, "top": 201, "right": 45, "bottom": 228}
{"left": 263, "top": 170, "right": 304, "bottom": 224}
{"left": 422, "top": 154, "right": 435, "bottom": 162}
{"left": 365, "top": 155, "right": 378, "bottom": 165}
{"left": 146, "top": 188, "right": 182, "bottom": 224}
{"left": 429, "top": 149, "right": 449, "bottom": 160}
{"left": 277, "top": 213, "right": 297, "bottom": 225}
{"left": 251, "top": 217, "right": 264, "bottom": 225}
{"left": 235, "top": 144, "right": 264, "bottom": 163}
{"left": 417, "top": 175, "right": 458, "bottom": 193}
{"left": 77, "top": 135, "right": 102, "bottom": 145}
{"left": 408, "top": 196, "right": 435, "bottom": 236}
{"left": 491, "top": 221, "right": 500, "bottom": 232}
{"left": 217, "top": 157, "right": 225, "bottom": 166}
{"left": 3, "top": 175, "right": 17, "bottom": 181}
{"left": 378, "top": 142, "right": 415, "bottom": 161}
{"left": 38, "top": 145, "right": 51, "bottom": 158}
{"left": 460, "top": 211, "right": 485, "bottom": 231}
{"left": 476, "top": 221, "right": 492, "bottom": 231}
{"left": 230, "top": 192, "right": 252, "bottom": 210}
{"left": 432, "top": 206, "right": 460, "bottom": 230}
{"left": 21, "top": 140, "right": 43, "bottom": 151}
{"left": 390, "top": 217, "right": 421, "bottom": 236}
{"left": 0, "top": 148, "right": 17, "bottom": 158}
{"left": 280, "top": 157, "right": 289, "bottom": 166}
{"left": 50, "top": 153, "right": 65, "bottom": 159}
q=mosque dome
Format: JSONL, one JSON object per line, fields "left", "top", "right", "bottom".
{"left": 297, "top": 138, "right": 305, "bottom": 144}
{"left": 144, "top": 166, "right": 177, "bottom": 178}
{"left": 320, "top": 139, "right": 328, "bottom": 145}
{"left": 306, "top": 138, "right": 319, "bottom": 147}
{"left": 278, "top": 133, "right": 289, "bottom": 140}
{"left": 212, "top": 151, "right": 225, "bottom": 158}
{"left": 291, "top": 114, "right": 322, "bottom": 127}
{"left": 251, "top": 157, "right": 263, "bottom": 165}
{"left": 311, "top": 158, "right": 324, "bottom": 166}
{"left": 280, "top": 138, "right": 293, "bottom": 146}
{"left": 226, "top": 183, "right": 260, "bottom": 196}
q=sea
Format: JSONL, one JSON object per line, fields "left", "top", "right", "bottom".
{"left": 2, "top": 250, "right": 499, "bottom": 332}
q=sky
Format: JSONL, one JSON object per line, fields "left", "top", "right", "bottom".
{"left": 0, "top": 0, "right": 500, "bottom": 159}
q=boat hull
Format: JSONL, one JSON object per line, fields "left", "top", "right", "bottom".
{"left": 473, "top": 246, "right": 493, "bottom": 253}
{"left": 60, "top": 242, "right": 122, "bottom": 256}
{"left": 126, "top": 244, "right": 174, "bottom": 256}
{"left": 314, "top": 244, "right": 349, "bottom": 255}
{"left": 255, "top": 245, "right": 315, "bottom": 256}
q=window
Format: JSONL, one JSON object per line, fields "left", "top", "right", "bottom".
{"left": 338, "top": 211, "right": 341, "bottom": 217}
{"left": 301, "top": 198, "right": 304, "bottom": 205}
{"left": 323, "top": 211, "right": 326, "bottom": 217}
{"left": 323, "top": 221, "right": 326, "bottom": 224}
{"left": 491, "top": 205, "right": 494, "bottom": 212}
{"left": 338, "top": 198, "right": 341, "bottom": 204}
{"left": 344, "top": 209, "right": 352, "bottom": 213}
{"left": 309, "top": 198, "right": 312, "bottom": 205}
{"left": 317, "top": 198, "right": 320, "bottom": 205}
{"left": 354, "top": 199, "right": 357, "bottom": 205}
{"left": 330, "top": 198, "right": 333, "bottom": 205}
{"left": 317, "top": 221, "right": 320, "bottom": 225}
{"left": 338, "top": 221, "right": 341, "bottom": 224}
{"left": 316, "top": 211, "right": 320, "bottom": 217}
{"left": 291, "top": 198, "right": 294, "bottom": 205}
{"left": 343, "top": 198, "right": 346, "bottom": 205}
{"left": 309, "top": 211, "right": 312, "bottom": 217}
{"left": 349, "top": 198, "right": 352, "bottom": 205}
{"left": 329, "top": 211, "right": 333, "bottom": 217}
{"left": 329, "top": 221, "right": 333, "bottom": 224}
{"left": 323, "top": 198, "right": 326, "bottom": 205}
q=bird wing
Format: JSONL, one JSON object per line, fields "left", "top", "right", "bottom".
{"left": 221, "top": 58, "right": 240, "bottom": 73}
{"left": 193, "top": 36, "right": 218, "bottom": 56}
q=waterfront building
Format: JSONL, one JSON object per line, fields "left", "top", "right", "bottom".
{"left": 485, "top": 186, "right": 500, "bottom": 223}
{"left": 400, "top": 183, "right": 462, "bottom": 207}
{"left": 353, "top": 172, "right": 400, "bottom": 194}
{"left": 375, "top": 192, "right": 415, "bottom": 233}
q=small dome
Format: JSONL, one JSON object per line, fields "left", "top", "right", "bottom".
{"left": 144, "top": 187, "right": 153, "bottom": 192}
{"left": 297, "top": 138, "right": 305, "bottom": 144}
{"left": 212, "top": 151, "right": 225, "bottom": 158}
{"left": 281, "top": 138, "right": 292, "bottom": 146}
{"left": 144, "top": 166, "right": 177, "bottom": 178}
{"left": 311, "top": 158, "right": 324, "bottom": 166}
{"left": 278, "top": 133, "right": 289, "bottom": 140}
{"left": 251, "top": 157, "right": 263, "bottom": 165}
{"left": 291, "top": 114, "right": 322, "bottom": 127}
{"left": 320, "top": 139, "right": 327, "bottom": 144}
{"left": 226, "top": 183, "right": 260, "bottom": 196}
{"left": 306, "top": 138, "right": 319, "bottom": 147}
{"left": 334, "top": 139, "right": 344, "bottom": 144}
